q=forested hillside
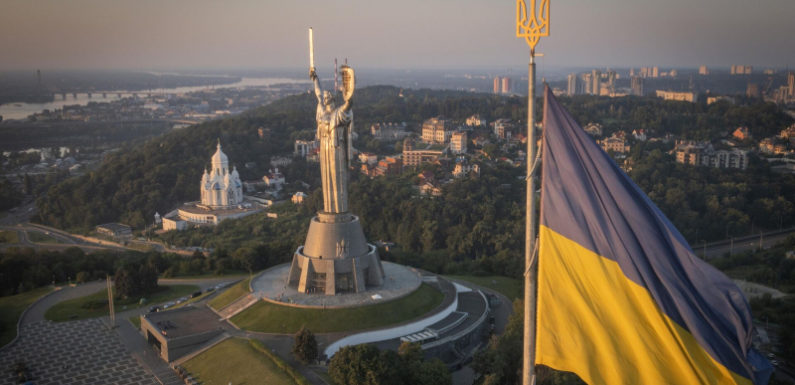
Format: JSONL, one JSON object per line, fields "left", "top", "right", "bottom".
{"left": 35, "top": 87, "right": 795, "bottom": 261}
{"left": 34, "top": 86, "right": 524, "bottom": 231}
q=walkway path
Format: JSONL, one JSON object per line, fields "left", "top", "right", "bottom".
{"left": 1, "top": 272, "right": 512, "bottom": 385}
{"left": 1, "top": 276, "right": 243, "bottom": 385}
{"left": 0, "top": 318, "right": 158, "bottom": 385}
{"left": 21, "top": 281, "right": 104, "bottom": 324}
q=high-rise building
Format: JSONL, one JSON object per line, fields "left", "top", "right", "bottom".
{"left": 746, "top": 83, "right": 761, "bottom": 99}
{"left": 567, "top": 73, "right": 579, "bottom": 96}
{"left": 493, "top": 76, "right": 500, "bottom": 94}
{"left": 591, "top": 69, "right": 601, "bottom": 96}
{"left": 501, "top": 77, "right": 512, "bottom": 94}
{"left": 788, "top": 71, "right": 794, "bottom": 98}
{"left": 731, "top": 65, "right": 753, "bottom": 75}
{"left": 581, "top": 73, "right": 592, "bottom": 95}
{"left": 639, "top": 66, "right": 659, "bottom": 78}
{"left": 606, "top": 70, "right": 617, "bottom": 95}
{"left": 698, "top": 65, "right": 709, "bottom": 75}
{"left": 631, "top": 76, "right": 644, "bottom": 96}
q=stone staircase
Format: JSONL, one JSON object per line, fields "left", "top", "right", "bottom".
{"left": 151, "top": 365, "right": 184, "bottom": 385}
{"left": 217, "top": 293, "right": 259, "bottom": 320}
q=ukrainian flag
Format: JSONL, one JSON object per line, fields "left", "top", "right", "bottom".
{"left": 536, "top": 86, "right": 772, "bottom": 385}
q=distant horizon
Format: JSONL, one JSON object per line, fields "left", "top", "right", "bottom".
{"left": 3, "top": 64, "right": 792, "bottom": 75}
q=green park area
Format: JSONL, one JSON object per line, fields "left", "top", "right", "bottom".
{"left": 0, "top": 286, "right": 53, "bottom": 346}
{"left": 231, "top": 283, "right": 443, "bottom": 334}
{"left": 0, "top": 230, "right": 19, "bottom": 244}
{"left": 207, "top": 277, "right": 251, "bottom": 311}
{"left": 446, "top": 275, "right": 522, "bottom": 300}
{"left": 44, "top": 284, "right": 199, "bottom": 322}
{"left": 182, "top": 338, "right": 308, "bottom": 385}
{"left": 128, "top": 315, "right": 141, "bottom": 329}
{"left": 27, "top": 231, "right": 58, "bottom": 243}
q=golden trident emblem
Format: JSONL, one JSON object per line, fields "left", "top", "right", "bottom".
{"left": 516, "top": 0, "right": 550, "bottom": 53}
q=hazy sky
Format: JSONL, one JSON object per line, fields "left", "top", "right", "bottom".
{"left": 1, "top": 0, "right": 793, "bottom": 71}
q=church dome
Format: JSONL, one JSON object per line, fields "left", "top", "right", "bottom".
{"left": 211, "top": 141, "right": 229, "bottom": 169}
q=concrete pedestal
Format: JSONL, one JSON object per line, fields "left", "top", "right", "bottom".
{"left": 287, "top": 213, "right": 385, "bottom": 295}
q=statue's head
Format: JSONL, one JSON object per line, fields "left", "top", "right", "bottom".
{"left": 322, "top": 91, "right": 334, "bottom": 110}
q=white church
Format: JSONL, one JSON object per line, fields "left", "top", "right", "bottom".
{"left": 162, "top": 140, "right": 264, "bottom": 231}
{"left": 200, "top": 141, "right": 244, "bottom": 208}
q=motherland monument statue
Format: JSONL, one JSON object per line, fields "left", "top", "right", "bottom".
{"left": 286, "top": 28, "right": 385, "bottom": 295}
{"left": 311, "top": 63, "right": 353, "bottom": 214}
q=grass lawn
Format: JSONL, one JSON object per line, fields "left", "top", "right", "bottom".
{"left": 446, "top": 275, "right": 522, "bottom": 300}
{"left": 182, "top": 338, "right": 297, "bottom": 385}
{"left": 0, "top": 230, "right": 20, "bottom": 244}
{"left": 207, "top": 277, "right": 251, "bottom": 311}
{"left": 0, "top": 286, "right": 53, "bottom": 346}
{"left": 164, "top": 271, "right": 248, "bottom": 280}
{"left": 45, "top": 284, "right": 199, "bottom": 322}
{"left": 128, "top": 315, "right": 141, "bottom": 329}
{"left": 27, "top": 231, "right": 58, "bottom": 243}
{"left": 232, "top": 283, "right": 444, "bottom": 334}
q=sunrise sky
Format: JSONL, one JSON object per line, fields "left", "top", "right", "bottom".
{"left": 1, "top": 0, "right": 793, "bottom": 71}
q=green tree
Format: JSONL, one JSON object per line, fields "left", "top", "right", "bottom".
{"left": 329, "top": 344, "right": 396, "bottom": 385}
{"left": 113, "top": 266, "right": 138, "bottom": 299}
{"left": 472, "top": 299, "right": 586, "bottom": 385}
{"left": 114, "top": 261, "right": 159, "bottom": 299}
{"left": 292, "top": 327, "right": 318, "bottom": 364}
{"left": 398, "top": 342, "right": 451, "bottom": 385}
{"left": 75, "top": 271, "right": 90, "bottom": 284}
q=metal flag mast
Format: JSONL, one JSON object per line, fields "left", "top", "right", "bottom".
{"left": 516, "top": 1, "right": 549, "bottom": 384}
{"left": 106, "top": 275, "right": 115, "bottom": 327}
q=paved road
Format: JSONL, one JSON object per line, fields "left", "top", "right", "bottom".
{"left": 22, "top": 281, "right": 105, "bottom": 324}
{"left": 701, "top": 230, "right": 795, "bottom": 259}
{"left": 671, "top": 227, "right": 795, "bottom": 259}
{"left": 445, "top": 278, "right": 514, "bottom": 385}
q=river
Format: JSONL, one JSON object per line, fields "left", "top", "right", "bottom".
{"left": 0, "top": 77, "right": 306, "bottom": 120}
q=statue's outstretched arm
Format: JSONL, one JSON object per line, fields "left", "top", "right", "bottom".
{"left": 310, "top": 68, "right": 322, "bottom": 103}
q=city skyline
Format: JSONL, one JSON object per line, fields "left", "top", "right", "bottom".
{"left": 1, "top": 0, "right": 794, "bottom": 71}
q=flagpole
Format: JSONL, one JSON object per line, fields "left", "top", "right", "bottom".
{"left": 523, "top": 51, "right": 537, "bottom": 385}
{"left": 516, "top": 2, "right": 549, "bottom": 384}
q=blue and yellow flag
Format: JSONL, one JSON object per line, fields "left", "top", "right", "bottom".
{"left": 536, "top": 86, "right": 772, "bottom": 385}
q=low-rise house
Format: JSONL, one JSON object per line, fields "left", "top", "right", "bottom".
{"left": 600, "top": 133, "right": 631, "bottom": 154}
{"left": 732, "top": 127, "right": 752, "bottom": 141}
{"left": 263, "top": 168, "right": 285, "bottom": 190}
{"left": 292, "top": 192, "right": 308, "bottom": 204}
{"left": 584, "top": 122, "right": 603, "bottom": 136}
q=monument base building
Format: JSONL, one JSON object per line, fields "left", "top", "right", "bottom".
{"left": 287, "top": 212, "right": 384, "bottom": 295}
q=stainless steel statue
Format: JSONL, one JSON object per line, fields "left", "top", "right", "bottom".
{"left": 287, "top": 28, "right": 384, "bottom": 295}
{"left": 310, "top": 65, "right": 354, "bottom": 214}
